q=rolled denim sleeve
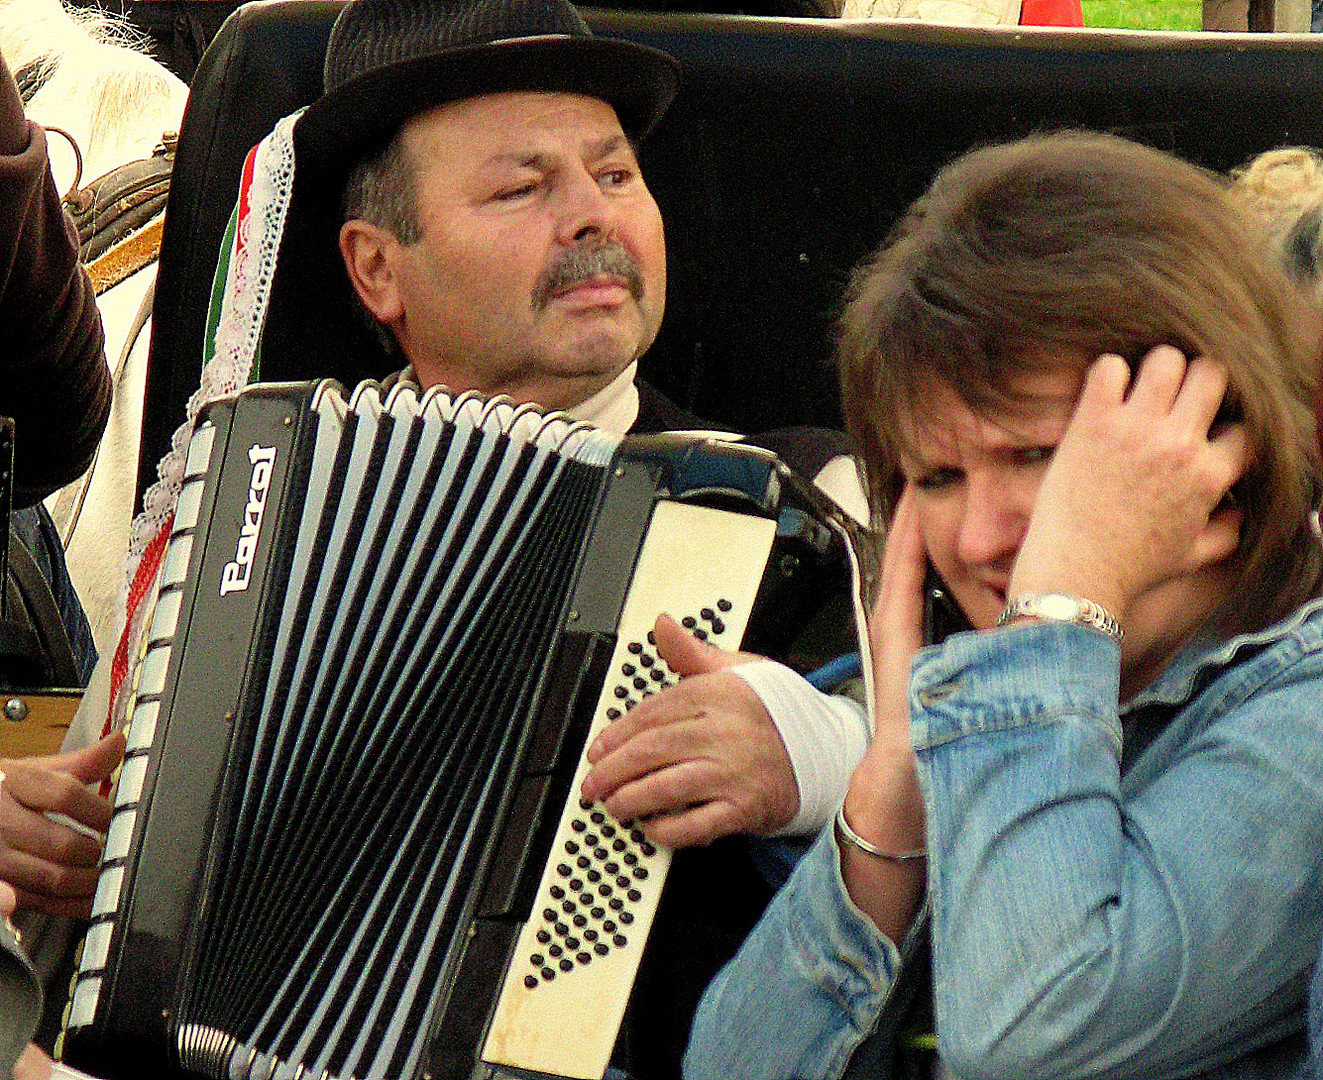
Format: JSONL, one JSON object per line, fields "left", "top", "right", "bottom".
{"left": 915, "top": 622, "right": 1323, "bottom": 1080}
{"left": 683, "top": 825, "right": 911, "bottom": 1080}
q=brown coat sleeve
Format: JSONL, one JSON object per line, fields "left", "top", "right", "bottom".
{"left": 0, "top": 51, "right": 110, "bottom": 507}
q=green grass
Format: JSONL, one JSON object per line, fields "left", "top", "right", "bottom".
{"left": 1081, "top": 0, "right": 1202, "bottom": 27}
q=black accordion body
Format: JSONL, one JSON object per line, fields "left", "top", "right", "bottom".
{"left": 62, "top": 380, "right": 862, "bottom": 1080}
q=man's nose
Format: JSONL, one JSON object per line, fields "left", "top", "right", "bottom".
{"left": 955, "top": 472, "right": 1030, "bottom": 569}
{"left": 554, "top": 165, "right": 616, "bottom": 245}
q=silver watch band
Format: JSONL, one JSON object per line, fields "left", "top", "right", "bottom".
{"left": 996, "top": 592, "right": 1123, "bottom": 644}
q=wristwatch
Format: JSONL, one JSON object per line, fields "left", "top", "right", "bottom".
{"left": 996, "top": 592, "right": 1123, "bottom": 644}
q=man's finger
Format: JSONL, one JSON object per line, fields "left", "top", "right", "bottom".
{"left": 652, "top": 613, "right": 748, "bottom": 678}
{"left": 636, "top": 800, "right": 738, "bottom": 850}
{"left": 1, "top": 765, "right": 113, "bottom": 834}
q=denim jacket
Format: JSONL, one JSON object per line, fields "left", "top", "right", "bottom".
{"left": 684, "top": 600, "right": 1323, "bottom": 1080}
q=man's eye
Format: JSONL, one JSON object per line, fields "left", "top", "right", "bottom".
{"left": 494, "top": 182, "right": 538, "bottom": 202}
{"left": 599, "top": 168, "right": 632, "bottom": 188}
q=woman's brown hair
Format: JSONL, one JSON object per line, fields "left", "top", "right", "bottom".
{"left": 840, "top": 131, "right": 1323, "bottom": 636}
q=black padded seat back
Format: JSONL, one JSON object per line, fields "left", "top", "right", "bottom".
{"left": 142, "top": 2, "right": 1323, "bottom": 504}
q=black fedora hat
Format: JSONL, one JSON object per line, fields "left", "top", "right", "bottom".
{"left": 295, "top": 0, "right": 680, "bottom": 182}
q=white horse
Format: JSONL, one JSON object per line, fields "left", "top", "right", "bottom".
{"left": 0, "top": 0, "right": 188, "bottom": 661}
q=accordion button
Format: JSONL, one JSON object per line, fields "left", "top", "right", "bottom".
{"left": 607, "top": 708, "right": 622, "bottom": 720}
{"left": 559, "top": 958, "right": 574, "bottom": 972}
{"left": 628, "top": 642, "right": 644, "bottom": 654}
{"left": 603, "top": 920, "right": 616, "bottom": 933}
{"left": 647, "top": 631, "right": 657, "bottom": 644}
{"left": 633, "top": 677, "right": 648, "bottom": 690}
{"left": 613, "top": 839, "right": 627, "bottom": 852}
{"left": 542, "top": 967, "right": 556, "bottom": 981}
{"left": 555, "top": 923, "right": 569, "bottom": 936}
{"left": 650, "top": 670, "right": 665, "bottom": 682}
{"left": 550, "top": 885, "right": 565, "bottom": 899}
{"left": 537, "top": 930, "right": 551, "bottom": 944}
{"left": 639, "top": 654, "right": 653, "bottom": 668}
{"left": 694, "top": 629, "right": 708, "bottom": 641}
{"left": 556, "top": 864, "right": 571, "bottom": 877}
{"left": 599, "top": 884, "right": 613, "bottom": 897}
{"left": 572, "top": 820, "right": 586, "bottom": 833}
{"left": 623, "top": 853, "right": 637, "bottom": 866}
{"left": 577, "top": 952, "right": 592, "bottom": 965}
{"left": 701, "top": 607, "right": 715, "bottom": 622}
{"left": 592, "top": 908, "right": 606, "bottom": 920}
{"left": 543, "top": 908, "right": 557, "bottom": 921}
{"left": 609, "top": 898, "right": 624, "bottom": 911}
{"left": 584, "top": 929, "right": 598, "bottom": 941}
{"left": 585, "top": 833, "right": 599, "bottom": 846}
{"left": 525, "top": 976, "right": 539, "bottom": 989}
{"left": 595, "top": 943, "right": 610, "bottom": 956}
{"left": 580, "top": 892, "right": 593, "bottom": 905}
{"left": 614, "top": 935, "right": 628, "bottom": 948}
{"left": 604, "top": 861, "right": 619, "bottom": 874}
{"left": 590, "top": 811, "right": 605, "bottom": 824}
{"left": 549, "top": 945, "right": 563, "bottom": 957}
{"left": 570, "top": 878, "right": 584, "bottom": 891}
{"left": 587, "top": 870, "right": 601, "bottom": 883}
{"left": 595, "top": 848, "right": 608, "bottom": 860}
{"left": 627, "top": 889, "right": 642, "bottom": 903}
{"left": 633, "top": 867, "right": 649, "bottom": 881}
{"left": 712, "top": 618, "right": 726, "bottom": 635}
{"left": 616, "top": 876, "right": 630, "bottom": 888}
{"left": 531, "top": 954, "right": 545, "bottom": 966}
{"left": 630, "top": 829, "right": 645, "bottom": 843}
{"left": 641, "top": 842, "right": 657, "bottom": 857}
{"left": 601, "top": 824, "right": 616, "bottom": 837}
{"left": 574, "top": 915, "right": 587, "bottom": 928}
{"left": 566, "top": 936, "right": 580, "bottom": 949}
{"left": 578, "top": 798, "right": 593, "bottom": 810}
{"left": 682, "top": 616, "right": 697, "bottom": 629}
{"left": 718, "top": 599, "right": 733, "bottom": 611}
{"left": 577, "top": 856, "right": 590, "bottom": 869}
{"left": 614, "top": 686, "right": 629, "bottom": 700}
{"left": 620, "top": 911, "right": 635, "bottom": 924}
{"left": 562, "top": 901, "right": 575, "bottom": 914}
{"left": 621, "top": 664, "right": 636, "bottom": 677}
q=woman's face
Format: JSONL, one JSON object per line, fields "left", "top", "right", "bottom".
{"left": 896, "top": 366, "right": 1232, "bottom": 696}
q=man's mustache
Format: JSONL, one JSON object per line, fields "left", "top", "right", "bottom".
{"left": 533, "top": 243, "right": 645, "bottom": 311}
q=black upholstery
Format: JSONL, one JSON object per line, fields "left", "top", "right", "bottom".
{"left": 141, "top": 3, "right": 1323, "bottom": 503}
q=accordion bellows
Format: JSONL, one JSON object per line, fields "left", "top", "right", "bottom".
{"left": 62, "top": 380, "right": 858, "bottom": 1080}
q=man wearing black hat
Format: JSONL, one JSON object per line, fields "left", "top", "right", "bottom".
{"left": 277, "top": 0, "right": 870, "bottom": 1072}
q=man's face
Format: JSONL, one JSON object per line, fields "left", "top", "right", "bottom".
{"left": 345, "top": 91, "right": 666, "bottom": 412}
{"left": 897, "top": 366, "right": 1229, "bottom": 694}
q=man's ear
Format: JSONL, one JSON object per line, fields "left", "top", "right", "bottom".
{"left": 340, "top": 219, "right": 406, "bottom": 324}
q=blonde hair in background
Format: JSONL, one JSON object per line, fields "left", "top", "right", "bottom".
{"left": 1231, "top": 147, "right": 1323, "bottom": 297}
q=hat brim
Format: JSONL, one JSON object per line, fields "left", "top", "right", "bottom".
{"left": 295, "top": 34, "right": 679, "bottom": 184}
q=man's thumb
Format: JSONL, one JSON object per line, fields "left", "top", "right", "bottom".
{"left": 652, "top": 613, "right": 742, "bottom": 678}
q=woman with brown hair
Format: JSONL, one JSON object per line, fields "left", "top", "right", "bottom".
{"left": 685, "top": 132, "right": 1323, "bottom": 1080}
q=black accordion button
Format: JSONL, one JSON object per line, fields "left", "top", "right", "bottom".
{"left": 579, "top": 798, "right": 593, "bottom": 811}
{"left": 603, "top": 920, "right": 617, "bottom": 933}
{"left": 621, "top": 663, "right": 636, "bottom": 677}
{"left": 650, "top": 669, "right": 665, "bottom": 682}
{"left": 623, "top": 853, "right": 637, "bottom": 866}
{"left": 701, "top": 607, "right": 715, "bottom": 621}
{"left": 712, "top": 617, "right": 726, "bottom": 635}
{"left": 579, "top": 892, "right": 593, "bottom": 905}
{"left": 555, "top": 923, "right": 568, "bottom": 936}
{"left": 590, "top": 811, "right": 605, "bottom": 824}
{"left": 614, "top": 934, "right": 628, "bottom": 948}
{"left": 531, "top": 953, "right": 545, "bottom": 966}
{"left": 616, "top": 875, "right": 630, "bottom": 888}
{"left": 577, "top": 856, "right": 590, "bottom": 869}
{"left": 591, "top": 906, "right": 605, "bottom": 919}
{"left": 525, "top": 975, "right": 539, "bottom": 989}
{"left": 570, "top": 878, "right": 584, "bottom": 892}
{"left": 601, "top": 824, "right": 616, "bottom": 837}
{"left": 550, "top": 885, "right": 565, "bottom": 899}
{"left": 682, "top": 616, "right": 697, "bottom": 629}
{"left": 694, "top": 629, "right": 708, "bottom": 641}
{"left": 566, "top": 936, "right": 580, "bottom": 949}
{"left": 647, "top": 630, "right": 656, "bottom": 645}
{"left": 717, "top": 599, "right": 732, "bottom": 611}
{"left": 627, "top": 889, "right": 642, "bottom": 902}
{"left": 595, "top": 847, "right": 608, "bottom": 860}
{"left": 559, "top": 958, "right": 574, "bottom": 972}
{"left": 543, "top": 908, "right": 557, "bottom": 922}
{"left": 594, "top": 942, "right": 610, "bottom": 956}
{"left": 641, "top": 841, "right": 657, "bottom": 857}
{"left": 629, "top": 641, "right": 644, "bottom": 654}
{"left": 605, "top": 861, "right": 620, "bottom": 874}
{"left": 620, "top": 911, "right": 635, "bottom": 925}
{"left": 572, "top": 820, "right": 586, "bottom": 833}
{"left": 630, "top": 829, "right": 645, "bottom": 843}
{"left": 584, "top": 833, "right": 599, "bottom": 846}
{"left": 537, "top": 930, "right": 551, "bottom": 944}
{"left": 556, "top": 863, "right": 571, "bottom": 877}
{"left": 549, "top": 945, "right": 563, "bottom": 958}
{"left": 563, "top": 841, "right": 579, "bottom": 855}
{"left": 584, "top": 929, "right": 598, "bottom": 941}
{"left": 577, "top": 952, "right": 592, "bottom": 965}
{"left": 562, "top": 900, "right": 576, "bottom": 914}
{"left": 573, "top": 914, "right": 587, "bottom": 928}
{"left": 609, "top": 898, "right": 624, "bottom": 911}
{"left": 614, "top": 686, "right": 629, "bottom": 700}
{"left": 633, "top": 677, "right": 648, "bottom": 690}
{"left": 613, "top": 839, "right": 627, "bottom": 852}
{"left": 607, "top": 708, "right": 622, "bottom": 720}
{"left": 542, "top": 967, "right": 555, "bottom": 981}
{"left": 639, "top": 653, "right": 653, "bottom": 667}
{"left": 587, "top": 869, "right": 601, "bottom": 883}
{"left": 633, "top": 867, "right": 649, "bottom": 881}
{"left": 599, "top": 883, "right": 613, "bottom": 897}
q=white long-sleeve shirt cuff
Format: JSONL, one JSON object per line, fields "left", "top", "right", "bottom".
{"left": 729, "top": 659, "right": 870, "bottom": 837}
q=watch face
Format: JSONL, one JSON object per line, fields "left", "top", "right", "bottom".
{"left": 1037, "top": 594, "right": 1081, "bottom": 621}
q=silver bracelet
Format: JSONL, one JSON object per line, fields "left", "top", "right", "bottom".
{"left": 996, "top": 592, "right": 1123, "bottom": 645}
{"left": 834, "top": 805, "right": 926, "bottom": 862}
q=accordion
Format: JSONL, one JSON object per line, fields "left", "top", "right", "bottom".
{"left": 61, "top": 380, "right": 862, "bottom": 1080}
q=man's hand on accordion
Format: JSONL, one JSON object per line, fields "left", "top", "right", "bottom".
{"left": 580, "top": 614, "right": 800, "bottom": 848}
{"left": 0, "top": 731, "right": 126, "bottom": 917}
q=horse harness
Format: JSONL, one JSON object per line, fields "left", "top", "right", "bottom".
{"left": 61, "top": 132, "right": 175, "bottom": 295}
